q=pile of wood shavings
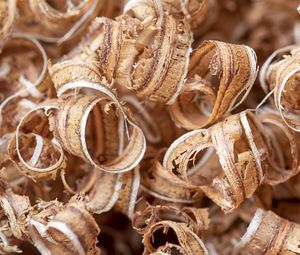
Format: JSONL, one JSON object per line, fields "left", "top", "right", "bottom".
{"left": 1, "top": 0, "right": 300, "bottom": 254}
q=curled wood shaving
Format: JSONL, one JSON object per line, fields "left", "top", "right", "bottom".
{"left": 133, "top": 204, "right": 209, "bottom": 237}
{"left": 259, "top": 45, "right": 297, "bottom": 94}
{"left": 3, "top": 192, "right": 100, "bottom": 254}
{"left": 262, "top": 46, "right": 300, "bottom": 132}
{"left": 44, "top": 198, "right": 100, "bottom": 255}
{"left": 172, "top": 40, "right": 258, "bottom": 129}
{"left": 8, "top": 104, "right": 66, "bottom": 180}
{"left": 29, "top": 196, "right": 100, "bottom": 255}
{"left": 49, "top": 95, "right": 145, "bottom": 173}
{"left": 258, "top": 110, "right": 300, "bottom": 185}
{"left": 142, "top": 221, "right": 208, "bottom": 255}
{"left": 233, "top": 208, "right": 300, "bottom": 255}
{"left": 7, "top": 132, "right": 65, "bottom": 180}
{"left": 168, "top": 76, "right": 216, "bottom": 130}
{"left": 116, "top": 13, "right": 193, "bottom": 103}
{"left": 163, "top": 111, "right": 269, "bottom": 212}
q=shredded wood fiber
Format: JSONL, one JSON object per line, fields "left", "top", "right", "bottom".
{"left": 1, "top": 0, "right": 300, "bottom": 254}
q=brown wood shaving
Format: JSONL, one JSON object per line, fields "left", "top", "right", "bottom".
{"left": 162, "top": 111, "right": 269, "bottom": 212}
{"left": 233, "top": 208, "right": 300, "bottom": 255}
{"left": 170, "top": 40, "right": 258, "bottom": 129}
{"left": 262, "top": 46, "right": 300, "bottom": 131}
